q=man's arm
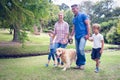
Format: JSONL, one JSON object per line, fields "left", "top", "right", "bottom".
{"left": 85, "top": 19, "right": 91, "bottom": 39}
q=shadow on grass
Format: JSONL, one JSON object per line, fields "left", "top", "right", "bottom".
{"left": 0, "top": 52, "right": 48, "bottom": 58}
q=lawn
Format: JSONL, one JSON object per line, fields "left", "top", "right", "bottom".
{"left": 0, "top": 50, "right": 120, "bottom": 80}
{"left": 0, "top": 29, "right": 118, "bottom": 57}
{"left": 0, "top": 30, "right": 50, "bottom": 56}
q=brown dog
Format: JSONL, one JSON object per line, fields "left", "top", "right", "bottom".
{"left": 56, "top": 48, "right": 76, "bottom": 71}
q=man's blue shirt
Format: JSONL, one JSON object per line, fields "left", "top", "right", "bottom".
{"left": 72, "top": 12, "right": 89, "bottom": 39}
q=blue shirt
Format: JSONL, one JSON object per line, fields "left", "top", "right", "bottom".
{"left": 72, "top": 12, "right": 89, "bottom": 39}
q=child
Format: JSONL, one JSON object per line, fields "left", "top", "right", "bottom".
{"left": 45, "top": 30, "right": 56, "bottom": 67}
{"left": 89, "top": 23, "right": 104, "bottom": 73}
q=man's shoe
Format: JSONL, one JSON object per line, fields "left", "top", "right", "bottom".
{"left": 73, "top": 66, "right": 80, "bottom": 69}
{"left": 74, "top": 65, "right": 84, "bottom": 70}
{"left": 79, "top": 65, "right": 84, "bottom": 70}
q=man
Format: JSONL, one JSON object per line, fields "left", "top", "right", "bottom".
{"left": 53, "top": 12, "right": 69, "bottom": 66}
{"left": 70, "top": 4, "right": 90, "bottom": 69}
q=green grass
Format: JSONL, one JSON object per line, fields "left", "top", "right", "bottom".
{"left": 0, "top": 29, "right": 118, "bottom": 56}
{"left": 0, "top": 50, "right": 120, "bottom": 80}
{"left": 0, "top": 29, "right": 13, "bottom": 41}
{"left": 0, "top": 30, "right": 50, "bottom": 56}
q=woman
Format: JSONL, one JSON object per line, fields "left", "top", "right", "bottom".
{"left": 53, "top": 12, "right": 69, "bottom": 66}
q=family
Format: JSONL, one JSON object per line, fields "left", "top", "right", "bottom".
{"left": 45, "top": 4, "right": 104, "bottom": 73}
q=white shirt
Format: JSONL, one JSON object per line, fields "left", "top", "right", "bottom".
{"left": 91, "top": 33, "right": 104, "bottom": 48}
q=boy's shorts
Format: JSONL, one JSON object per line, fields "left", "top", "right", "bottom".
{"left": 91, "top": 48, "right": 101, "bottom": 60}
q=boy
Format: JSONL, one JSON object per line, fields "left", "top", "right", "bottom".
{"left": 89, "top": 23, "right": 104, "bottom": 73}
{"left": 45, "top": 30, "right": 56, "bottom": 67}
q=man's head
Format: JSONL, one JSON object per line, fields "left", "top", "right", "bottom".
{"left": 71, "top": 4, "right": 79, "bottom": 15}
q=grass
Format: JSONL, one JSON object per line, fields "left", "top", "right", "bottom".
{"left": 0, "top": 29, "right": 13, "bottom": 41}
{"left": 0, "top": 29, "right": 118, "bottom": 56}
{"left": 0, "top": 50, "right": 120, "bottom": 80}
{"left": 0, "top": 30, "right": 50, "bottom": 56}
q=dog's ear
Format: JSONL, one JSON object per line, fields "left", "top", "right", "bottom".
{"left": 57, "top": 49, "right": 62, "bottom": 53}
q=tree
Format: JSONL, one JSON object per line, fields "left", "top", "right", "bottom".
{"left": 39, "top": 2, "right": 60, "bottom": 32}
{"left": 91, "top": 0, "right": 114, "bottom": 23}
{"left": 27, "top": 0, "right": 50, "bottom": 32}
{"left": 117, "top": 20, "right": 120, "bottom": 34}
{"left": 79, "top": 1, "right": 94, "bottom": 20}
{"left": 58, "top": 3, "right": 69, "bottom": 11}
{"left": 0, "top": 0, "right": 50, "bottom": 42}
{"left": 116, "top": 20, "right": 120, "bottom": 47}
{"left": 106, "top": 20, "right": 120, "bottom": 48}
{"left": 0, "top": 0, "right": 34, "bottom": 42}
{"left": 64, "top": 10, "right": 73, "bottom": 33}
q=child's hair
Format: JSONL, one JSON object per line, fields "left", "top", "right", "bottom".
{"left": 92, "top": 23, "right": 101, "bottom": 31}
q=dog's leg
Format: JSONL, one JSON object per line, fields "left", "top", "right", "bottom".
{"left": 62, "top": 63, "right": 67, "bottom": 71}
{"left": 67, "top": 61, "right": 71, "bottom": 68}
{"left": 67, "top": 56, "right": 71, "bottom": 68}
{"left": 62, "top": 59, "right": 70, "bottom": 71}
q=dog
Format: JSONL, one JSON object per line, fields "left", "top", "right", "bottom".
{"left": 56, "top": 48, "right": 76, "bottom": 71}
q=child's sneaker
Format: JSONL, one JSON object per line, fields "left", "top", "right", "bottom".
{"left": 94, "top": 68, "right": 99, "bottom": 73}
{"left": 45, "top": 64, "right": 48, "bottom": 67}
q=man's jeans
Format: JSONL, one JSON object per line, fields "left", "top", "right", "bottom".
{"left": 54, "top": 43, "right": 67, "bottom": 64}
{"left": 75, "top": 37, "right": 86, "bottom": 66}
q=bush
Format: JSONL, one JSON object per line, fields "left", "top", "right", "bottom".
{"left": 106, "top": 26, "right": 120, "bottom": 45}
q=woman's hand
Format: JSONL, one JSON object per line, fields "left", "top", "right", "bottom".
{"left": 62, "top": 39, "right": 68, "bottom": 44}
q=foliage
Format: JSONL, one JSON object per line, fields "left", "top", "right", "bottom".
{"left": 46, "top": 3, "right": 60, "bottom": 30}
{"left": 0, "top": 0, "right": 35, "bottom": 42}
{"left": 91, "top": 0, "right": 114, "bottom": 23}
{"left": 106, "top": 26, "right": 120, "bottom": 45}
{"left": 58, "top": 3, "right": 69, "bottom": 11}
{"left": 0, "top": 0, "right": 50, "bottom": 43}
{"left": 117, "top": 20, "right": 120, "bottom": 34}
{"left": 64, "top": 10, "right": 73, "bottom": 33}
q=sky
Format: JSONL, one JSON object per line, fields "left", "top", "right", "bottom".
{"left": 52, "top": 0, "right": 120, "bottom": 7}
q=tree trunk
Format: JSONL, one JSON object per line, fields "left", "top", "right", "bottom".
{"left": 12, "top": 25, "right": 20, "bottom": 42}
